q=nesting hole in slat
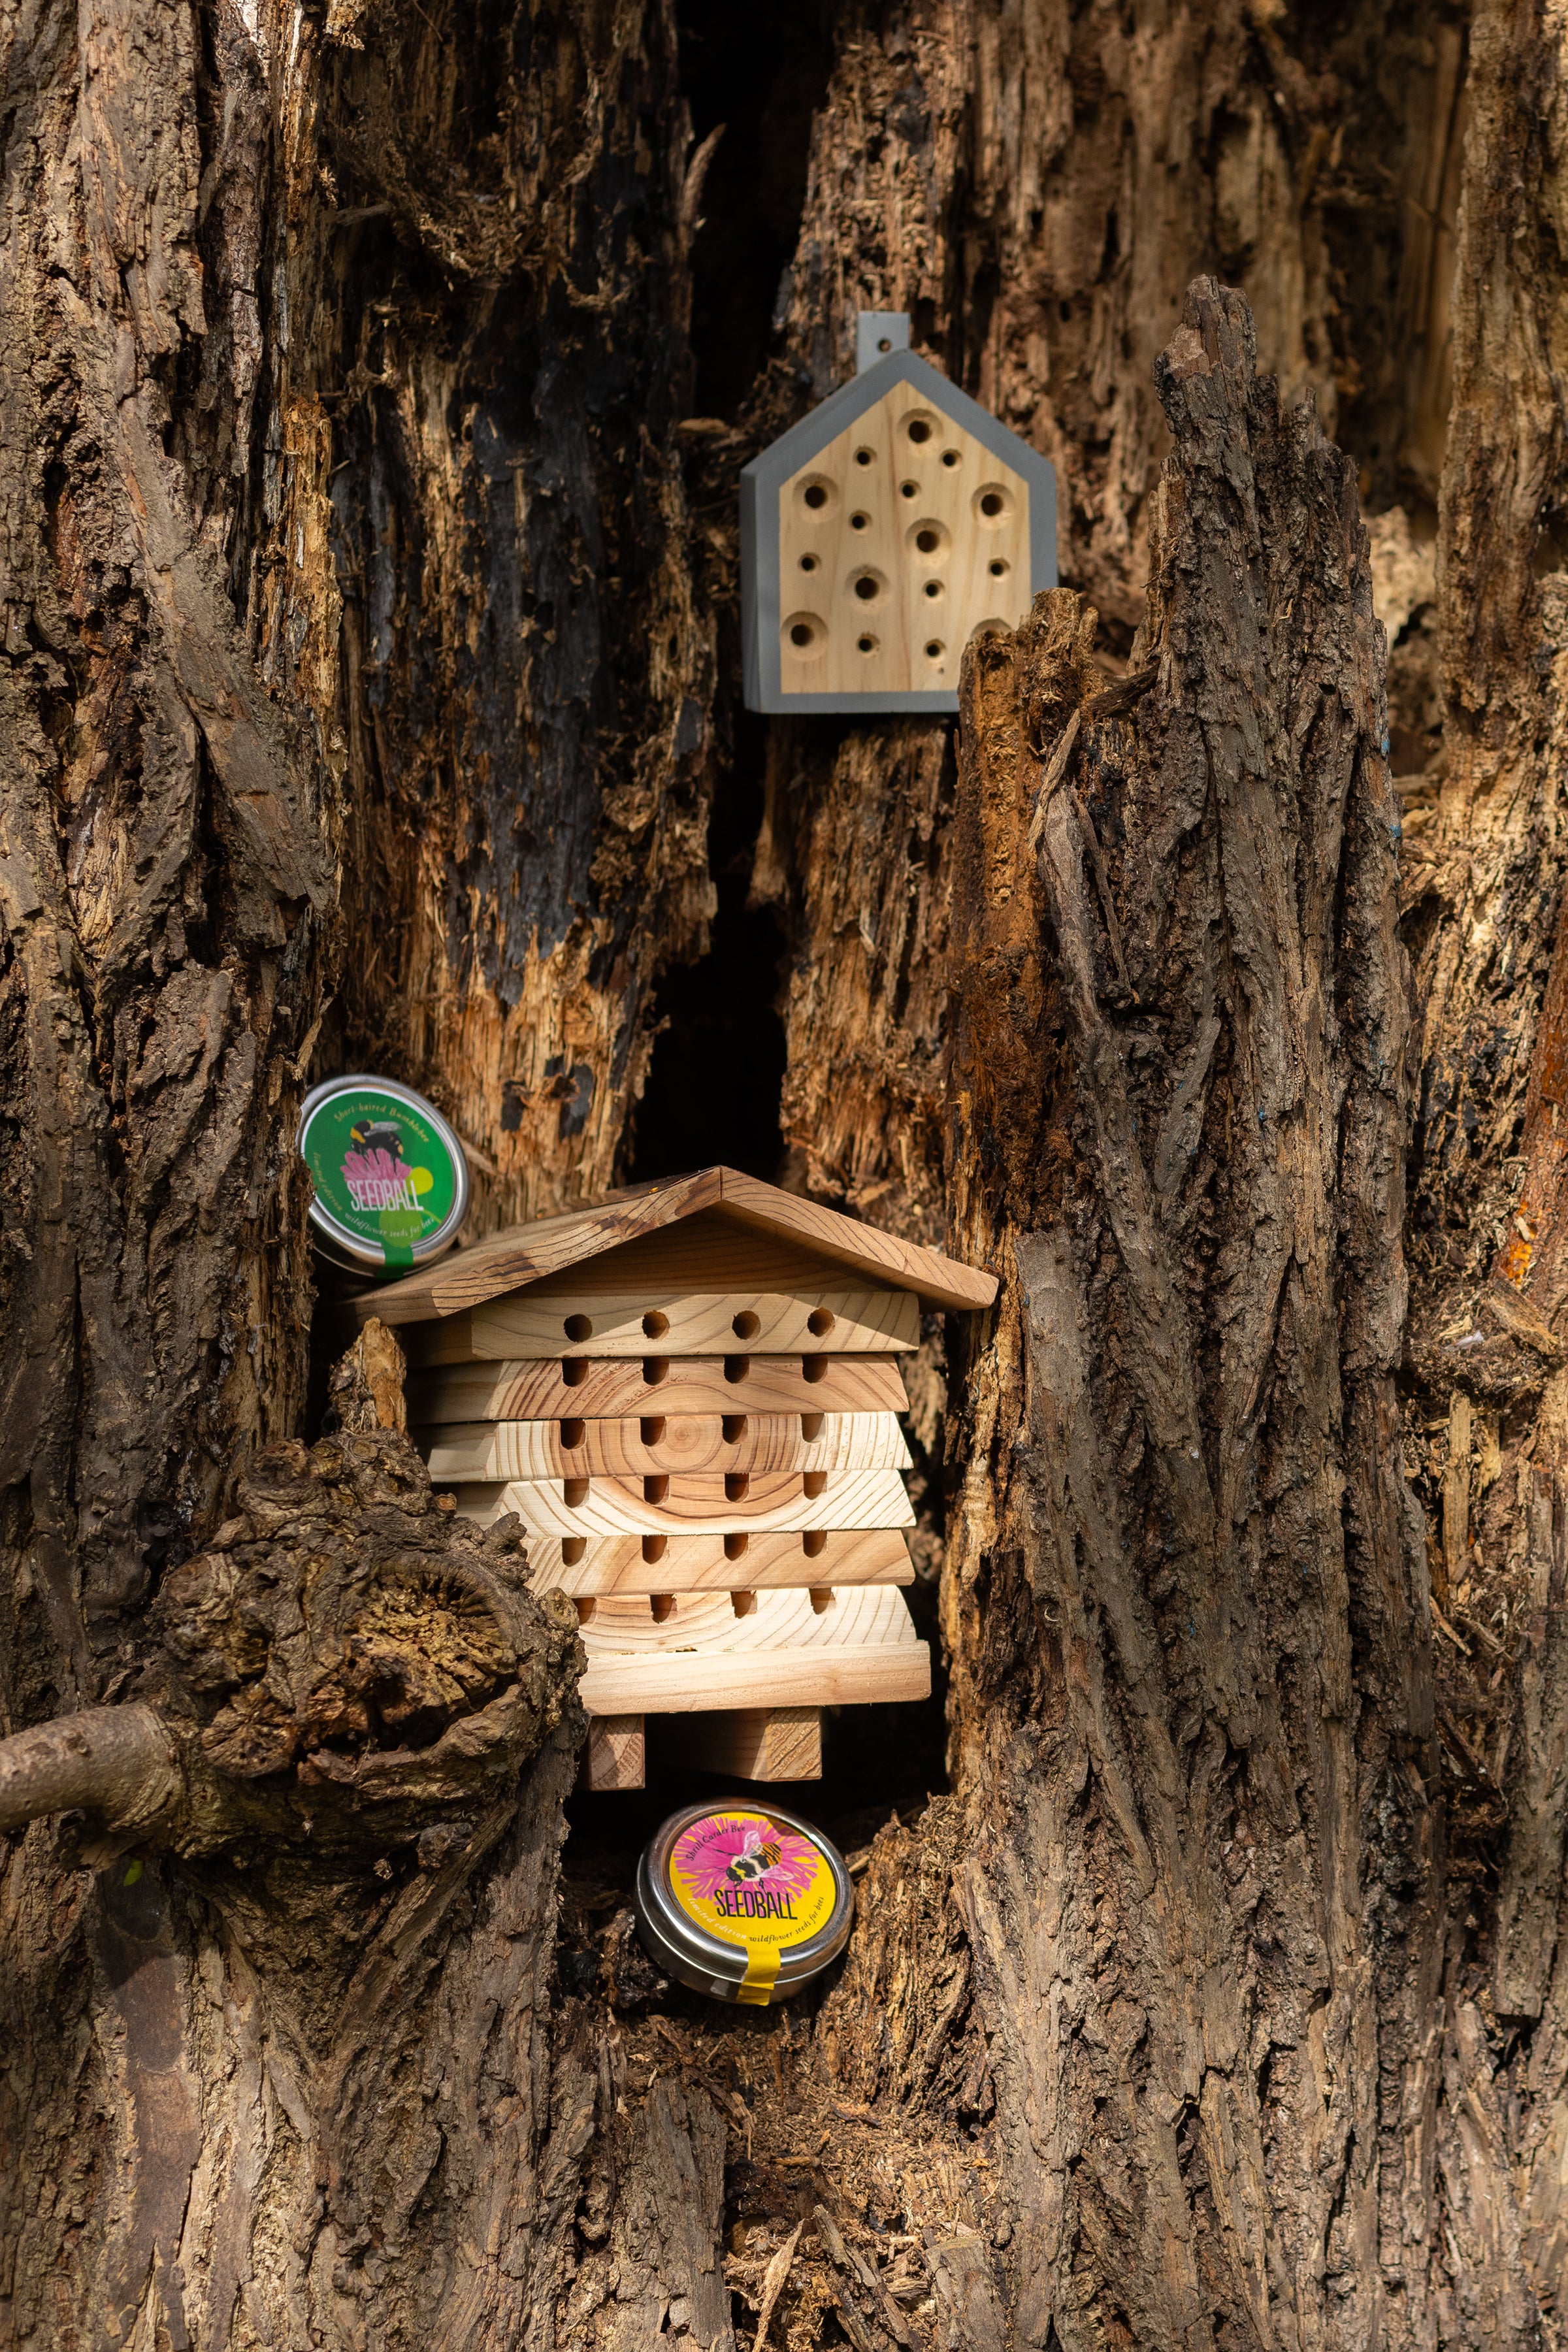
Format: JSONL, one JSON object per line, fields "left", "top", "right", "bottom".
{"left": 642, "top": 1534, "right": 668, "bottom": 1564}
{"left": 724, "top": 1356, "right": 751, "bottom": 1385}
{"left": 562, "top": 1537, "right": 587, "bottom": 1565}
{"left": 560, "top": 1418, "right": 585, "bottom": 1449}
{"left": 644, "top": 1473, "right": 668, "bottom": 1504}
{"left": 807, "top": 1307, "right": 835, "bottom": 1337}
{"left": 722, "top": 1414, "right": 748, "bottom": 1443}
{"left": 649, "top": 1593, "right": 676, "bottom": 1622}
{"left": 575, "top": 1598, "right": 596, "bottom": 1625}
{"left": 564, "top": 1477, "right": 589, "bottom": 1507}
{"left": 563, "top": 1358, "right": 589, "bottom": 1388}
{"left": 800, "top": 1413, "right": 825, "bottom": 1441}
{"left": 642, "top": 1356, "right": 670, "bottom": 1386}
{"left": 809, "top": 1586, "right": 835, "bottom": 1613}
{"left": 802, "top": 1529, "right": 827, "bottom": 1559}
{"left": 731, "top": 1590, "right": 757, "bottom": 1616}
{"left": 725, "top": 1532, "right": 749, "bottom": 1561}
{"left": 725, "top": 1473, "right": 750, "bottom": 1503}
{"left": 731, "top": 1310, "right": 760, "bottom": 1340}
{"left": 642, "top": 1309, "right": 670, "bottom": 1338}
{"left": 640, "top": 1416, "right": 666, "bottom": 1445}
{"left": 802, "top": 1355, "right": 827, "bottom": 1384}
{"left": 564, "top": 1314, "right": 593, "bottom": 1342}
{"left": 803, "top": 1471, "right": 827, "bottom": 1499}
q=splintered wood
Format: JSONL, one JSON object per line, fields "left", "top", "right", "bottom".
{"left": 368, "top": 1173, "right": 998, "bottom": 1786}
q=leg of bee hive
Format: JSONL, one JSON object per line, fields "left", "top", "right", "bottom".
{"left": 579, "top": 1714, "right": 646, "bottom": 1791}
{"left": 683, "top": 1707, "right": 822, "bottom": 1782}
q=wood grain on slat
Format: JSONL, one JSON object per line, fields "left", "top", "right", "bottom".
{"left": 474, "top": 1524, "right": 912, "bottom": 1595}
{"left": 463, "top": 1284, "right": 919, "bottom": 1361}
{"left": 345, "top": 1164, "right": 996, "bottom": 1327}
{"left": 578, "top": 1715, "right": 645, "bottom": 1791}
{"left": 679, "top": 1708, "right": 822, "bottom": 1781}
{"left": 406, "top": 1354, "right": 911, "bottom": 1421}
{"left": 448, "top": 1467, "right": 912, "bottom": 1537}
{"left": 413, "top": 1411, "right": 911, "bottom": 1479}
{"left": 581, "top": 1644, "right": 930, "bottom": 1716}
{"left": 579, "top": 1583, "right": 913, "bottom": 1651}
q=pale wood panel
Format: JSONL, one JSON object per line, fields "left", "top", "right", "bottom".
{"left": 346, "top": 1164, "right": 996, "bottom": 1325}
{"left": 776, "top": 380, "right": 1031, "bottom": 698}
{"left": 578, "top": 1715, "right": 645, "bottom": 1791}
{"left": 477, "top": 1525, "right": 912, "bottom": 1596}
{"left": 579, "top": 1583, "right": 913, "bottom": 1654}
{"left": 681, "top": 1707, "right": 821, "bottom": 1781}
{"left": 523, "top": 1211, "right": 851, "bottom": 1295}
{"left": 581, "top": 1643, "right": 930, "bottom": 1716}
{"left": 413, "top": 1410, "right": 911, "bottom": 1479}
{"left": 448, "top": 1467, "right": 912, "bottom": 1537}
{"left": 464, "top": 1284, "right": 919, "bottom": 1362}
{"left": 407, "top": 1354, "right": 911, "bottom": 1420}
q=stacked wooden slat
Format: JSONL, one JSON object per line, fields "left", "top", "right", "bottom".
{"left": 351, "top": 1169, "right": 998, "bottom": 1789}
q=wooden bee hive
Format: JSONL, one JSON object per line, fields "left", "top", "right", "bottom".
{"left": 350, "top": 1167, "right": 997, "bottom": 1788}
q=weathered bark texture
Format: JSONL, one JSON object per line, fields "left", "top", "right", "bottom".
{"left": 14, "top": 0, "right": 1568, "bottom": 2344}
{"left": 946, "top": 278, "right": 1438, "bottom": 2345}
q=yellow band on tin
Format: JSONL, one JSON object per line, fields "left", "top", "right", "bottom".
{"left": 737, "top": 1942, "right": 782, "bottom": 2005}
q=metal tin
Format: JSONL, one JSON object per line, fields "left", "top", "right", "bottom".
{"left": 634, "top": 1800, "right": 855, "bottom": 2006}
{"left": 298, "top": 1075, "right": 469, "bottom": 1279}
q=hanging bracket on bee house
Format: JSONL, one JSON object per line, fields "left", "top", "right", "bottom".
{"left": 741, "top": 312, "right": 1057, "bottom": 715}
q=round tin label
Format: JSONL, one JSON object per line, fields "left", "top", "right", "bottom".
{"left": 668, "top": 1809, "right": 840, "bottom": 2002}
{"left": 299, "top": 1084, "right": 459, "bottom": 1270}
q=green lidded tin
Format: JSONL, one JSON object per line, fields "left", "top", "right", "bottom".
{"left": 298, "top": 1075, "right": 468, "bottom": 1278}
{"left": 634, "top": 1801, "right": 855, "bottom": 2006}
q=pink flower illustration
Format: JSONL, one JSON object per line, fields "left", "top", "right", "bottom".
{"left": 344, "top": 1145, "right": 402, "bottom": 1190}
{"left": 675, "top": 1816, "right": 820, "bottom": 1899}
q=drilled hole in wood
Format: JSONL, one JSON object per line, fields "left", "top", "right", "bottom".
{"left": 732, "top": 1309, "right": 760, "bottom": 1339}
{"left": 644, "top": 1473, "right": 668, "bottom": 1504}
{"left": 906, "top": 417, "right": 932, "bottom": 443}
{"left": 799, "top": 553, "right": 817, "bottom": 570}
{"left": 564, "top": 1477, "right": 589, "bottom": 1507}
{"left": 988, "top": 557, "right": 1008, "bottom": 576}
{"left": 854, "top": 445, "right": 875, "bottom": 465}
{"left": 808, "top": 1584, "right": 834, "bottom": 1610}
{"left": 803, "top": 482, "right": 828, "bottom": 509}
{"left": 807, "top": 1306, "right": 835, "bottom": 1337}
{"left": 575, "top": 1597, "right": 596, "bottom": 1624}
{"left": 850, "top": 512, "right": 870, "bottom": 532}
{"left": 724, "top": 1356, "right": 751, "bottom": 1385}
{"left": 942, "top": 448, "right": 960, "bottom": 467}
{"left": 640, "top": 1416, "right": 666, "bottom": 1445}
{"left": 924, "top": 581, "right": 941, "bottom": 599}
{"left": 800, "top": 1413, "right": 825, "bottom": 1441}
{"left": 731, "top": 1588, "right": 757, "bottom": 1614}
{"left": 857, "top": 634, "right": 877, "bottom": 655}
{"left": 722, "top": 1414, "right": 748, "bottom": 1443}
{"left": 725, "top": 1473, "right": 750, "bottom": 1502}
{"left": 803, "top": 1471, "right": 827, "bottom": 1498}
{"left": 915, "top": 527, "right": 939, "bottom": 553}
{"left": 563, "top": 1313, "right": 593, "bottom": 1342}
{"left": 853, "top": 574, "right": 878, "bottom": 601}
{"left": 790, "top": 621, "right": 813, "bottom": 645}
{"left": 560, "top": 1417, "right": 585, "bottom": 1449}
{"left": 924, "top": 640, "right": 945, "bottom": 662}
{"left": 562, "top": 1537, "right": 587, "bottom": 1565}
{"left": 981, "top": 491, "right": 1004, "bottom": 516}
{"left": 642, "top": 1356, "right": 670, "bottom": 1385}
{"left": 649, "top": 1590, "right": 674, "bottom": 1620}
{"left": 725, "top": 1532, "right": 749, "bottom": 1561}
{"left": 802, "top": 1355, "right": 827, "bottom": 1384}
{"left": 643, "top": 1535, "right": 668, "bottom": 1565}
{"left": 900, "top": 481, "right": 917, "bottom": 499}
{"left": 803, "top": 1529, "right": 828, "bottom": 1559}
{"left": 641, "top": 1309, "right": 669, "bottom": 1337}
{"left": 562, "top": 1357, "right": 589, "bottom": 1387}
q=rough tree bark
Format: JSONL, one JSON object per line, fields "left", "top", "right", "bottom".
{"left": 8, "top": 0, "right": 1568, "bottom": 2347}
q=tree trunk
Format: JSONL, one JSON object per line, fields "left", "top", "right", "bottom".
{"left": 8, "top": 0, "right": 1568, "bottom": 2346}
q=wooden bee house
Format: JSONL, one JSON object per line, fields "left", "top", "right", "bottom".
{"left": 742, "top": 312, "right": 1056, "bottom": 715}
{"left": 350, "top": 1166, "right": 997, "bottom": 1789}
